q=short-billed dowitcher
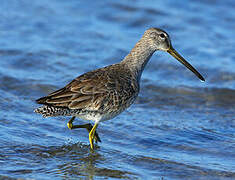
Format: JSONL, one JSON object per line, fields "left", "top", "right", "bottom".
{"left": 35, "top": 28, "right": 205, "bottom": 150}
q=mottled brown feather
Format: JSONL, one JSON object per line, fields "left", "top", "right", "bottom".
{"left": 46, "top": 96, "right": 73, "bottom": 103}
{"left": 36, "top": 64, "right": 139, "bottom": 113}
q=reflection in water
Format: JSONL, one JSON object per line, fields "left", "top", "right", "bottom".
{"left": 0, "top": 143, "right": 136, "bottom": 179}
{"left": 35, "top": 144, "right": 134, "bottom": 179}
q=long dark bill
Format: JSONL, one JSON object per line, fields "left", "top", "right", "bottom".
{"left": 167, "top": 47, "right": 205, "bottom": 82}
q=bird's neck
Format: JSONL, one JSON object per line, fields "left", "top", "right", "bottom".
{"left": 121, "top": 38, "right": 155, "bottom": 81}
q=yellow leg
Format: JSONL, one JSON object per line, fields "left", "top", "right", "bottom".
{"left": 67, "top": 116, "right": 75, "bottom": 129}
{"left": 67, "top": 117, "right": 101, "bottom": 143}
{"left": 89, "top": 123, "right": 99, "bottom": 150}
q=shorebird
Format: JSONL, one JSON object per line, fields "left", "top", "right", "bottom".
{"left": 35, "top": 28, "right": 205, "bottom": 150}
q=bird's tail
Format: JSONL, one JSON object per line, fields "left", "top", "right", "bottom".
{"left": 34, "top": 105, "right": 69, "bottom": 117}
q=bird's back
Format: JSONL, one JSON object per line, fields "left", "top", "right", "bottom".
{"left": 35, "top": 63, "right": 139, "bottom": 121}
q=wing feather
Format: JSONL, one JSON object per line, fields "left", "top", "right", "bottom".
{"left": 36, "top": 64, "right": 138, "bottom": 112}
{"left": 36, "top": 67, "right": 109, "bottom": 109}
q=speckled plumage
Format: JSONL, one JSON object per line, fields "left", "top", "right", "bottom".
{"left": 35, "top": 28, "right": 204, "bottom": 149}
{"left": 35, "top": 63, "right": 139, "bottom": 122}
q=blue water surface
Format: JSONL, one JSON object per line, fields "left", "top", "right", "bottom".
{"left": 0, "top": 0, "right": 234, "bottom": 179}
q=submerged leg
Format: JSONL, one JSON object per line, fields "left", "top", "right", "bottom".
{"left": 89, "top": 122, "right": 99, "bottom": 150}
{"left": 67, "top": 116, "right": 101, "bottom": 143}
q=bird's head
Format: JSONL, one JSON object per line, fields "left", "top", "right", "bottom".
{"left": 144, "top": 28, "right": 205, "bottom": 81}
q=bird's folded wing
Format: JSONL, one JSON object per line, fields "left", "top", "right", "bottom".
{"left": 36, "top": 70, "right": 109, "bottom": 110}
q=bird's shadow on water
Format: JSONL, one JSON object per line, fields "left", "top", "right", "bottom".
{"left": 28, "top": 142, "right": 135, "bottom": 179}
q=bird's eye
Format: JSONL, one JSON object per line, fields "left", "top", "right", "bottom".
{"left": 160, "top": 33, "right": 165, "bottom": 39}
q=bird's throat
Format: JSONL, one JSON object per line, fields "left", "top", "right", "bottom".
{"left": 121, "top": 39, "right": 155, "bottom": 81}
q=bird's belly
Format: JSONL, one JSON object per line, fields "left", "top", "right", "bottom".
{"left": 76, "top": 99, "right": 134, "bottom": 123}
{"left": 76, "top": 90, "right": 138, "bottom": 123}
{"left": 76, "top": 109, "right": 124, "bottom": 123}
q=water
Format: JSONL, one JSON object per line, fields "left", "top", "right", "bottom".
{"left": 0, "top": 0, "right": 234, "bottom": 179}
